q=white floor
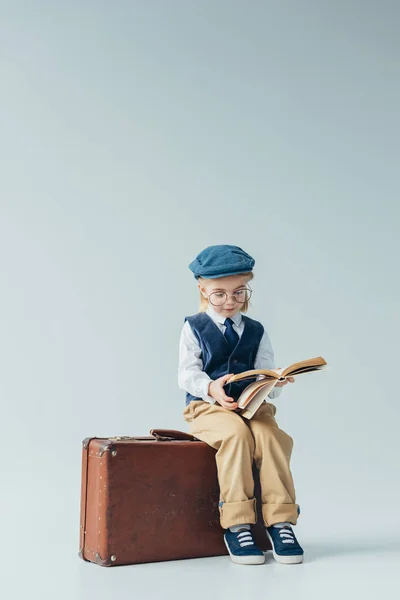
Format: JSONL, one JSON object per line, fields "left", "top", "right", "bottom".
{"left": 3, "top": 469, "right": 400, "bottom": 600}
{"left": 3, "top": 530, "right": 400, "bottom": 600}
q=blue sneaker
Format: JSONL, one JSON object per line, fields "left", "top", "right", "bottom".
{"left": 266, "top": 524, "right": 304, "bottom": 564}
{"left": 224, "top": 528, "right": 265, "bottom": 565}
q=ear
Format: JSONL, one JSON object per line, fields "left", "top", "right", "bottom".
{"left": 197, "top": 281, "right": 208, "bottom": 299}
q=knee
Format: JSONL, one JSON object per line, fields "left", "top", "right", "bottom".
{"left": 257, "top": 423, "right": 293, "bottom": 445}
{"left": 223, "top": 421, "right": 255, "bottom": 451}
{"left": 267, "top": 426, "right": 294, "bottom": 451}
{"left": 277, "top": 427, "right": 293, "bottom": 446}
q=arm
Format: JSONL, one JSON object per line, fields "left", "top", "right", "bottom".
{"left": 178, "top": 321, "right": 216, "bottom": 404}
{"left": 254, "top": 330, "right": 283, "bottom": 400}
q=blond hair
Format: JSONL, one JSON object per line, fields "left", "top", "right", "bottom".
{"left": 198, "top": 272, "right": 254, "bottom": 313}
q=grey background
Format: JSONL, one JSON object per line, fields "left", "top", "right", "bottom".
{"left": 1, "top": 1, "right": 399, "bottom": 598}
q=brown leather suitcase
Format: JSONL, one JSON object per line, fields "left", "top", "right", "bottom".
{"left": 79, "top": 429, "right": 271, "bottom": 566}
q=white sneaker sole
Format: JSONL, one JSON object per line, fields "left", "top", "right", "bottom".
{"left": 224, "top": 535, "right": 266, "bottom": 565}
{"left": 265, "top": 528, "right": 304, "bottom": 564}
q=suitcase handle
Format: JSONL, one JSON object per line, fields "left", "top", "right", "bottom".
{"left": 150, "top": 429, "right": 199, "bottom": 441}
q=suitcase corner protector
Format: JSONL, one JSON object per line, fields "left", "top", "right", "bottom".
{"left": 98, "top": 441, "right": 116, "bottom": 456}
{"left": 82, "top": 437, "right": 93, "bottom": 450}
{"left": 78, "top": 549, "right": 89, "bottom": 562}
{"left": 95, "top": 552, "right": 116, "bottom": 567}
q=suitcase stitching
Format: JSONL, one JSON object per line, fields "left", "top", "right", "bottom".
{"left": 80, "top": 437, "right": 93, "bottom": 560}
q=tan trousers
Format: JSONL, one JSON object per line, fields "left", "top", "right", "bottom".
{"left": 183, "top": 400, "right": 299, "bottom": 530}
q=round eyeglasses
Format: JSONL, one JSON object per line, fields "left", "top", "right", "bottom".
{"left": 207, "top": 286, "right": 253, "bottom": 307}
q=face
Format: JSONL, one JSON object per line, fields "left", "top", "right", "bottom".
{"left": 198, "top": 274, "right": 250, "bottom": 317}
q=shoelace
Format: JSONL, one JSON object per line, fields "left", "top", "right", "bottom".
{"left": 236, "top": 530, "right": 255, "bottom": 548}
{"left": 277, "top": 527, "right": 295, "bottom": 544}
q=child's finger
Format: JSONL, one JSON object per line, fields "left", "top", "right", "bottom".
{"left": 221, "top": 373, "right": 233, "bottom": 386}
{"left": 221, "top": 395, "right": 237, "bottom": 406}
{"left": 224, "top": 401, "right": 238, "bottom": 410}
{"left": 223, "top": 395, "right": 235, "bottom": 403}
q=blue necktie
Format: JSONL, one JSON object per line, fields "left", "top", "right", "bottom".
{"left": 224, "top": 318, "right": 239, "bottom": 351}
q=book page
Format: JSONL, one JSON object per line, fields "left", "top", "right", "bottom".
{"left": 237, "top": 379, "right": 277, "bottom": 409}
{"left": 227, "top": 368, "right": 281, "bottom": 383}
{"left": 226, "top": 357, "right": 328, "bottom": 385}
{"left": 282, "top": 357, "right": 327, "bottom": 377}
{"left": 239, "top": 384, "right": 276, "bottom": 419}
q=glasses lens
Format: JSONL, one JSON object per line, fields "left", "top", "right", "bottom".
{"left": 208, "top": 288, "right": 252, "bottom": 306}
{"left": 208, "top": 292, "right": 227, "bottom": 306}
{"left": 234, "top": 289, "right": 251, "bottom": 303}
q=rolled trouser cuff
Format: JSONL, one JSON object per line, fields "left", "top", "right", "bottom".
{"left": 262, "top": 503, "right": 300, "bottom": 527}
{"left": 218, "top": 498, "right": 257, "bottom": 529}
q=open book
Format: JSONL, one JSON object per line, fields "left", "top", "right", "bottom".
{"left": 225, "top": 356, "right": 328, "bottom": 420}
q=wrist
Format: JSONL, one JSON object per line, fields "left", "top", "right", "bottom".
{"left": 201, "top": 379, "right": 216, "bottom": 404}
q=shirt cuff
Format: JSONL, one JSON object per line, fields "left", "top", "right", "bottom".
{"left": 199, "top": 378, "right": 216, "bottom": 404}
{"left": 268, "top": 385, "right": 282, "bottom": 399}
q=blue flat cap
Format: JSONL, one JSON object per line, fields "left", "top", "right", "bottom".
{"left": 189, "top": 245, "right": 255, "bottom": 279}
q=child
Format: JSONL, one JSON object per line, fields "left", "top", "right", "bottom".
{"left": 178, "top": 244, "right": 304, "bottom": 565}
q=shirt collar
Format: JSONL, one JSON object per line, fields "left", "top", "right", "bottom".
{"left": 206, "top": 305, "right": 243, "bottom": 327}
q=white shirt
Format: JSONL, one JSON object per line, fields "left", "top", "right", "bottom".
{"left": 178, "top": 306, "right": 282, "bottom": 404}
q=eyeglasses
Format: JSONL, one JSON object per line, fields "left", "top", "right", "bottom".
{"left": 207, "top": 286, "right": 253, "bottom": 307}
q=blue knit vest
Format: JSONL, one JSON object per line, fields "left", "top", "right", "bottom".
{"left": 184, "top": 312, "right": 264, "bottom": 406}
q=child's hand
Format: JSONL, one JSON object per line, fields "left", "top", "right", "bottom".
{"left": 208, "top": 374, "right": 238, "bottom": 410}
{"left": 275, "top": 370, "right": 295, "bottom": 388}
